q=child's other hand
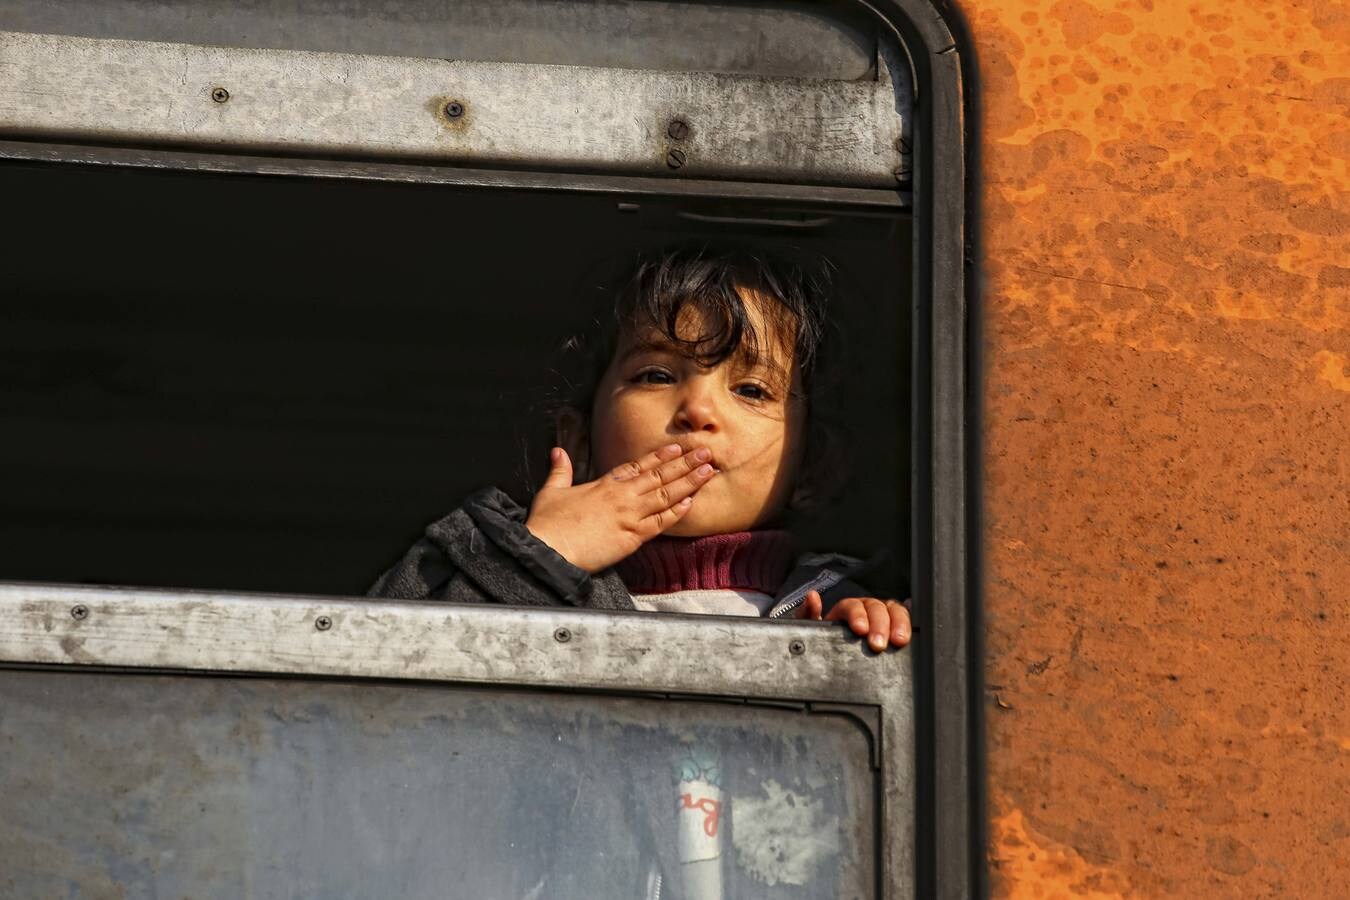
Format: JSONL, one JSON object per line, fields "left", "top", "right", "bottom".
{"left": 795, "top": 590, "right": 911, "bottom": 652}
{"left": 525, "top": 444, "right": 717, "bottom": 574}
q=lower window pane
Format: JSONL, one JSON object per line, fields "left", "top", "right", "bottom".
{"left": 0, "top": 669, "right": 875, "bottom": 898}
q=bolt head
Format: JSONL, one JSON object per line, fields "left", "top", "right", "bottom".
{"left": 445, "top": 101, "right": 464, "bottom": 119}
{"left": 666, "top": 148, "right": 687, "bottom": 169}
{"left": 789, "top": 639, "right": 806, "bottom": 656}
{"left": 211, "top": 87, "right": 230, "bottom": 103}
{"left": 71, "top": 604, "right": 89, "bottom": 621}
{"left": 315, "top": 615, "right": 332, "bottom": 631}
{"left": 553, "top": 627, "right": 572, "bottom": 643}
{"left": 667, "top": 119, "right": 690, "bottom": 141}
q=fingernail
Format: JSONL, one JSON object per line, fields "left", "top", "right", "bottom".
{"left": 693, "top": 447, "right": 712, "bottom": 462}
{"left": 663, "top": 443, "right": 682, "bottom": 454}
{"left": 679, "top": 496, "right": 693, "bottom": 506}
{"left": 696, "top": 464, "right": 714, "bottom": 476}
{"left": 871, "top": 635, "right": 886, "bottom": 651}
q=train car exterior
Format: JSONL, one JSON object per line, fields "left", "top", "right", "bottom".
{"left": 970, "top": 0, "right": 1349, "bottom": 895}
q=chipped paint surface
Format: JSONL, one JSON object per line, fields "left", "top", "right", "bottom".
{"left": 972, "top": 0, "right": 1350, "bottom": 894}
{"left": 989, "top": 806, "right": 1130, "bottom": 897}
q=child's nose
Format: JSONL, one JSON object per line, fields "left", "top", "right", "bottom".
{"left": 674, "top": 387, "right": 719, "bottom": 433}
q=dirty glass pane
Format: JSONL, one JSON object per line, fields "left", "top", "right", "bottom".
{"left": 0, "top": 669, "right": 875, "bottom": 899}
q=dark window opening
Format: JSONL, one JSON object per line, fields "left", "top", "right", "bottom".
{"left": 0, "top": 160, "right": 910, "bottom": 598}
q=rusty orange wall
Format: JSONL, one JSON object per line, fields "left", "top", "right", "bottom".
{"left": 970, "top": 0, "right": 1349, "bottom": 894}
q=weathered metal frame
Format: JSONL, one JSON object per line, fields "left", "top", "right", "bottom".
{"left": 0, "top": 0, "right": 883, "bottom": 81}
{"left": 0, "top": 581, "right": 914, "bottom": 897}
{"left": 0, "top": 29, "right": 909, "bottom": 188}
{"left": 851, "top": 1, "right": 981, "bottom": 897}
{"left": 0, "top": 138, "right": 907, "bottom": 209}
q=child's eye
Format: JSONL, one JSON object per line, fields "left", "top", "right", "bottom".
{"left": 734, "top": 383, "right": 771, "bottom": 401}
{"left": 633, "top": 368, "right": 675, "bottom": 385}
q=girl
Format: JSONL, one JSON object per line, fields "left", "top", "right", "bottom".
{"left": 370, "top": 246, "right": 911, "bottom": 649}
{"left": 370, "top": 245, "right": 911, "bottom": 898}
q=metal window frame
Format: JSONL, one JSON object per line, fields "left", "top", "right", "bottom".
{"left": 0, "top": 0, "right": 979, "bottom": 895}
{"left": 0, "top": 28, "right": 910, "bottom": 188}
{"left": 0, "top": 581, "right": 914, "bottom": 896}
{"left": 862, "top": 2, "right": 982, "bottom": 894}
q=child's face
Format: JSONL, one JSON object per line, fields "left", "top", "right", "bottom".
{"left": 586, "top": 294, "right": 805, "bottom": 537}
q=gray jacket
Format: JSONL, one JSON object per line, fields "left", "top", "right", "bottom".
{"left": 369, "top": 486, "right": 881, "bottom": 616}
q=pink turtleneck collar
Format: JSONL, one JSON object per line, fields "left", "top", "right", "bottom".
{"left": 615, "top": 530, "right": 796, "bottom": 596}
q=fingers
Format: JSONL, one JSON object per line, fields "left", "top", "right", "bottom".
{"left": 640, "top": 494, "right": 695, "bottom": 534}
{"left": 609, "top": 443, "right": 683, "bottom": 481}
{"left": 886, "top": 599, "right": 912, "bottom": 648}
{"left": 794, "top": 590, "right": 823, "bottom": 620}
{"left": 825, "top": 597, "right": 908, "bottom": 652}
{"left": 637, "top": 457, "right": 717, "bottom": 515}
{"left": 824, "top": 597, "right": 868, "bottom": 632}
{"left": 861, "top": 599, "right": 889, "bottom": 652}
{"left": 603, "top": 445, "right": 714, "bottom": 541}
{"left": 651, "top": 446, "right": 714, "bottom": 485}
{"left": 541, "top": 447, "right": 575, "bottom": 490}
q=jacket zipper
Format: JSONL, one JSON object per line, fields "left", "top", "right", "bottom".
{"left": 767, "top": 570, "right": 846, "bottom": 619}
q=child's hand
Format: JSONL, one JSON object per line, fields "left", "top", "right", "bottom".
{"left": 796, "top": 590, "right": 911, "bottom": 652}
{"left": 525, "top": 443, "right": 718, "bottom": 573}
